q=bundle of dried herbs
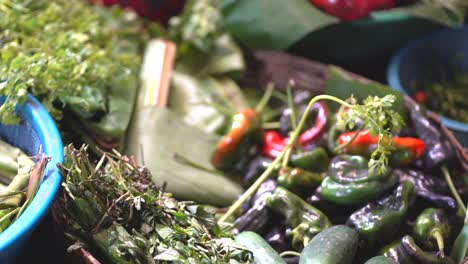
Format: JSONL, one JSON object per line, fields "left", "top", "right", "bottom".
{"left": 56, "top": 145, "right": 252, "bottom": 264}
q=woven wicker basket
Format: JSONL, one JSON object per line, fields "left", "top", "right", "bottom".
{"left": 53, "top": 50, "right": 468, "bottom": 263}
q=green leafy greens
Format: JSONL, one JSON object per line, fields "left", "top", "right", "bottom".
{"left": 0, "top": 0, "right": 150, "bottom": 124}
{"left": 57, "top": 145, "right": 252, "bottom": 264}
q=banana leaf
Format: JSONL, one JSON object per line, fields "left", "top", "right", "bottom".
{"left": 125, "top": 107, "right": 243, "bottom": 206}
{"left": 324, "top": 66, "right": 404, "bottom": 112}
{"left": 220, "top": 0, "right": 465, "bottom": 52}
{"left": 169, "top": 72, "right": 248, "bottom": 134}
{"left": 175, "top": 34, "right": 246, "bottom": 78}
{"left": 74, "top": 72, "right": 139, "bottom": 151}
{"left": 220, "top": 0, "right": 338, "bottom": 50}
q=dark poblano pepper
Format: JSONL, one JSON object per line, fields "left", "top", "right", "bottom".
{"left": 396, "top": 235, "right": 455, "bottom": 264}
{"left": 413, "top": 208, "right": 451, "bottom": 257}
{"left": 347, "top": 181, "right": 415, "bottom": 247}
{"left": 289, "top": 147, "right": 329, "bottom": 172}
{"left": 395, "top": 169, "right": 456, "bottom": 211}
{"left": 235, "top": 179, "right": 277, "bottom": 232}
{"left": 211, "top": 108, "right": 263, "bottom": 171}
{"left": 266, "top": 187, "right": 332, "bottom": 250}
{"left": 320, "top": 155, "right": 398, "bottom": 205}
{"left": 409, "top": 104, "right": 455, "bottom": 169}
{"left": 277, "top": 167, "right": 324, "bottom": 194}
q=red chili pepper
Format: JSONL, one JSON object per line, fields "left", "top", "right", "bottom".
{"left": 212, "top": 109, "right": 263, "bottom": 170}
{"left": 412, "top": 91, "right": 427, "bottom": 104}
{"left": 337, "top": 130, "right": 426, "bottom": 163}
{"left": 262, "top": 102, "right": 328, "bottom": 158}
{"left": 310, "top": 0, "right": 395, "bottom": 21}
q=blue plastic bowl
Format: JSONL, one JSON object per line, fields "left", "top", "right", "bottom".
{"left": 388, "top": 26, "right": 468, "bottom": 147}
{"left": 0, "top": 95, "right": 63, "bottom": 262}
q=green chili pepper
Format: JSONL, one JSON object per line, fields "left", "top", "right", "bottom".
{"left": 266, "top": 187, "right": 332, "bottom": 250}
{"left": 211, "top": 108, "right": 263, "bottom": 171}
{"left": 381, "top": 239, "right": 402, "bottom": 261}
{"left": 451, "top": 206, "right": 468, "bottom": 263}
{"left": 277, "top": 167, "right": 324, "bottom": 194}
{"left": 289, "top": 147, "right": 329, "bottom": 172}
{"left": 414, "top": 208, "right": 451, "bottom": 257}
{"left": 320, "top": 155, "right": 398, "bottom": 205}
{"left": 364, "top": 256, "right": 398, "bottom": 264}
{"left": 346, "top": 181, "right": 415, "bottom": 247}
{"left": 397, "top": 235, "right": 455, "bottom": 264}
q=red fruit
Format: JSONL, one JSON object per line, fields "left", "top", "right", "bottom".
{"left": 310, "top": 0, "right": 396, "bottom": 21}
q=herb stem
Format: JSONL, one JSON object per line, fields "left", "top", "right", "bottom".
{"left": 441, "top": 165, "right": 466, "bottom": 216}
{"left": 255, "top": 83, "right": 274, "bottom": 113}
{"left": 218, "top": 95, "right": 352, "bottom": 223}
{"left": 262, "top": 122, "right": 281, "bottom": 129}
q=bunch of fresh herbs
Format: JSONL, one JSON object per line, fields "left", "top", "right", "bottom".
{"left": 0, "top": 0, "right": 151, "bottom": 124}
{"left": 57, "top": 145, "right": 252, "bottom": 264}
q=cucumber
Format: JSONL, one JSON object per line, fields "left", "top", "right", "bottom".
{"left": 299, "top": 225, "right": 358, "bottom": 264}
{"left": 364, "top": 256, "right": 398, "bottom": 264}
{"left": 235, "top": 231, "right": 286, "bottom": 264}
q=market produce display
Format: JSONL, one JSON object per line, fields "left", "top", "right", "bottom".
{"left": 0, "top": 140, "right": 47, "bottom": 234}
{"left": 213, "top": 70, "right": 467, "bottom": 263}
{"left": 0, "top": 0, "right": 466, "bottom": 263}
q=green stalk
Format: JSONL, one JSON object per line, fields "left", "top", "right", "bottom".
{"left": 441, "top": 165, "right": 466, "bottom": 217}
{"left": 432, "top": 228, "right": 445, "bottom": 258}
{"left": 255, "top": 83, "right": 274, "bottom": 113}
{"left": 218, "top": 95, "right": 352, "bottom": 223}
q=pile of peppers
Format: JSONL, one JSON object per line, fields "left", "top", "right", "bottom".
{"left": 210, "top": 90, "right": 467, "bottom": 263}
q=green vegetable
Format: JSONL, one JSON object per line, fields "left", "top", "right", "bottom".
{"left": 126, "top": 107, "right": 243, "bottom": 206}
{"left": 0, "top": 0, "right": 150, "bottom": 150}
{"left": 220, "top": 94, "right": 404, "bottom": 223}
{"left": 346, "top": 181, "right": 415, "bottom": 247}
{"left": 397, "top": 235, "right": 455, "bottom": 264}
{"left": 414, "top": 208, "right": 451, "bottom": 257}
{"left": 169, "top": 72, "right": 248, "bottom": 134}
{"left": 266, "top": 187, "right": 332, "bottom": 250}
{"left": 277, "top": 167, "right": 324, "bottom": 194}
{"left": 320, "top": 155, "right": 398, "bottom": 205}
{"left": 236, "top": 231, "right": 285, "bottom": 264}
{"left": 289, "top": 147, "right": 329, "bottom": 172}
{"left": 364, "top": 256, "right": 398, "bottom": 264}
{"left": 451, "top": 205, "right": 468, "bottom": 263}
{"left": 57, "top": 145, "right": 252, "bottom": 263}
{"left": 299, "top": 225, "right": 359, "bottom": 264}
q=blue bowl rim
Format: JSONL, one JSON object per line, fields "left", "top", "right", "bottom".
{"left": 0, "top": 94, "right": 63, "bottom": 253}
{"left": 387, "top": 26, "right": 468, "bottom": 133}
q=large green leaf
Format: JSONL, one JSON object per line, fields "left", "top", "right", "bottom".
{"left": 125, "top": 107, "right": 243, "bottom": 206}
{"left": 324, "top": 66, "right": 404, "bottom": 111}
{"left": 80, "top": 73, "right": 138, "bottom": 139}
{"left": 220, "top": 0, "right": 338, "bottom": 50}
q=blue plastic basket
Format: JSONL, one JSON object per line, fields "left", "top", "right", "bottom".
{"left": 0, "top": 95, "right": 63, "bottom": 263}
{"left": 387, "top": 26, "right": 468, "bottom": 147}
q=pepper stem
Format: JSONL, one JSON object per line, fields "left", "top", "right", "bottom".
{"left": 218, "top": 95, "right": 352, "bottom": 224}
{"left": 255, "top": 82, "right": 274, "bottom": 113}
{"left": 441, "top": 165, "right": 467, "bottom": 217}
{"left": 286, "top": 81, "right": 303, "bottom": 154}
{"left": 279, "top": 251, "right": 301, "bottom": 258}
{"left": 432, "top": 228, "right": 445, "bottom": 258}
